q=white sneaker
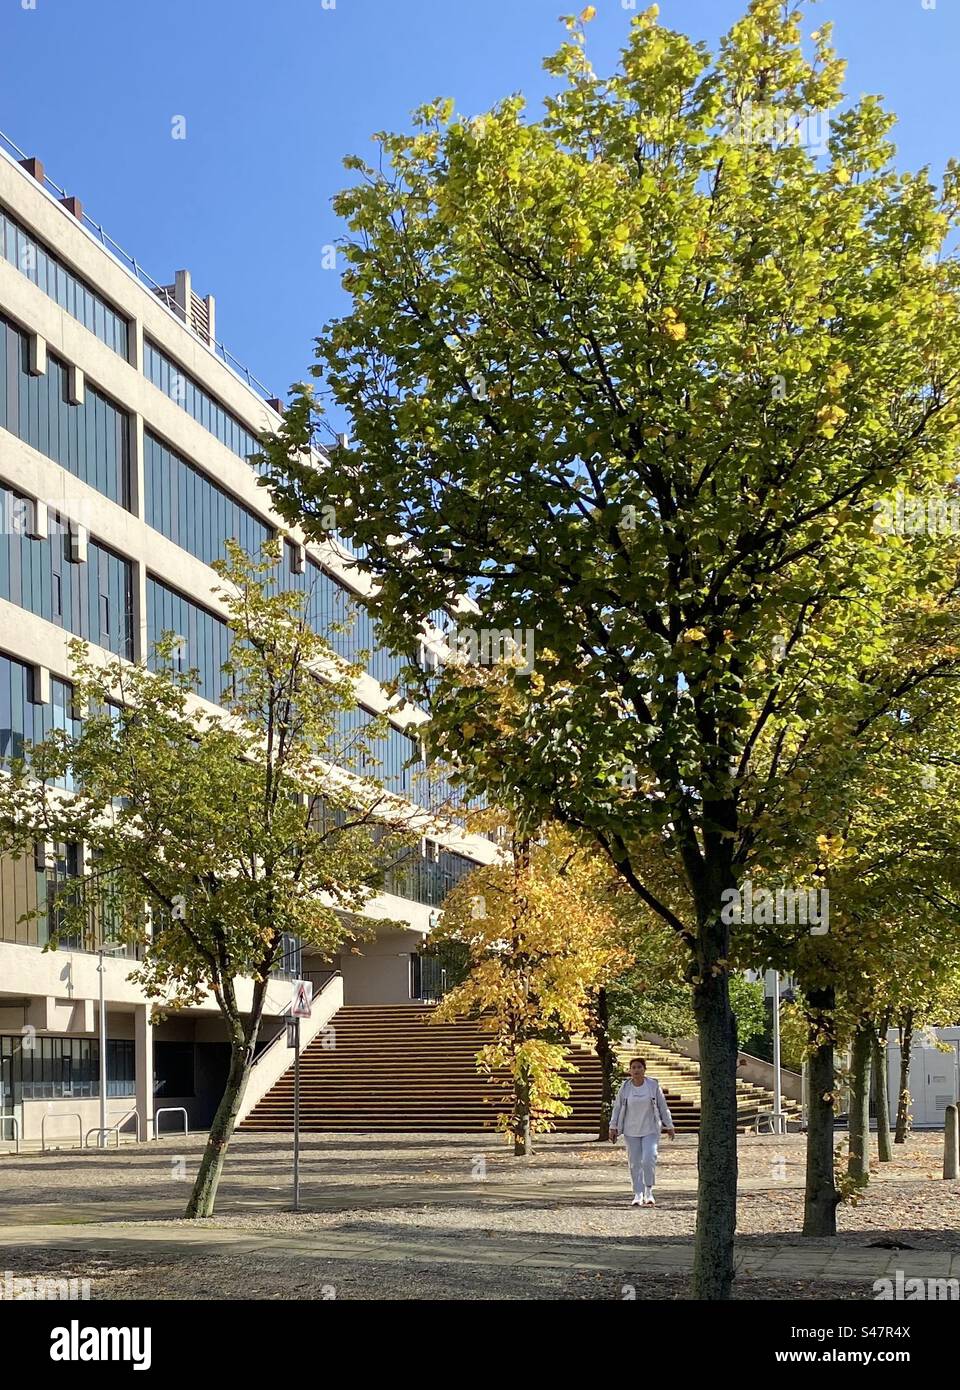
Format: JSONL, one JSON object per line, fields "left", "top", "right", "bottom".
{"left": 644, "top": 1191, "right": 656, "bottom": 1206}
{"left": 631, "top": 1196, "right": 642, "bottom": 1206}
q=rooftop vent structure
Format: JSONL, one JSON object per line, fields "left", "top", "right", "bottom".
{"left": 153, "top": 268, "right": 216, "bottom": 347}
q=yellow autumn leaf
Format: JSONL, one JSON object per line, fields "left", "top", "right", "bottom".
{"left": 580, "top": 5, "right": 597, "bottom": 20}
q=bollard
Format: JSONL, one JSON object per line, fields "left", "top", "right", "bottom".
{"left": 944, "top": 1104, "right": 959, "bottom": 1180}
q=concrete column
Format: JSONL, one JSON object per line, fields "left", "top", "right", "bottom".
{"left": 132, "top": 558, "right": 149, "bottom": 664}
{"left": 174, "top": 269, "right": 191, "bottom": 326}
{"left": 135, "top": 1004, "right": 154, "bottom": 1140}
{"left": 28, "top": 332, "right": 46, "bottom": 375}
{"left": 27, "top": 497, "right": 48, "bottom": 540}
{"left": 129, "top": 412, "right": 146, "bottom": 521}
{"left": 66, "top": 364, "right": 85, "bottom": 406}
{"left": 29, "top": 664, "right": 50, "bottom": 704}
{"left": 128, "top": 317, "right": 143, "bottom": 373}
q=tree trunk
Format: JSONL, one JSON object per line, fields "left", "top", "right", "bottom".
{"left": 894, "top": 1010, "right": 914, "bottom": 1144}
{"left": 185, "top": 1034, "right": 253, "bottom": 1218}
{"left": 802, "top": 986, "right": 839, "bottom": 1236}
{"left": 512, "top": 1058, "right": 533, "bottom": 1157}
{"left": 593, "top": 987, "right": 617, "bottom": 1141}
{"left": 847, "top": 1022, "right": 872, "bottom": 1181}
{"left": 691, "top": 936, "right": 739, "bottom": 1301}
{"left": 872, "top": 1015, "right": 892, "bottom": 1163}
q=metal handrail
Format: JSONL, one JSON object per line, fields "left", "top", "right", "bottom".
{"left": 41, "top": 1111, "right": 83, "bottom": 1153}
{"left": 153, "top": 1107, "right": 188, "bottom": 1140}
{"left": 0, "top": 1115, "right": 20, "bottom": 1154}
{"left": 252, "top": 970, "right": 342, "bottom": 1071}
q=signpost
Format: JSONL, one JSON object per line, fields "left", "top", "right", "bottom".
{"left": 289, "top": 980, "right": 312, "bottom": 1211}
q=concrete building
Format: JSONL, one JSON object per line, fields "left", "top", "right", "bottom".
{"left": 0, "top": 134, "right": 493, "bottom": 1147}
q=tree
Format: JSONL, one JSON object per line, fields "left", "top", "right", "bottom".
{"left": 433, "top": 821, "right": 630, "bottom": 1153}
{"left": 0, "top": 544, "right": 413, "bottom": 1216}
{"left": 261, "top": 2, "right": 960, "bottom": 1296}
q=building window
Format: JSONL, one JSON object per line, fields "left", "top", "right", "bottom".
{"left": 144, "top": 340, "right": 261, "bottom": 465}
{"left": 146, "top": 576, "right": 231, "bottom": 705}
{"left": 0, "top": 1035, "right": 135, "bottom": 1100}
{"left": 0, "top": 312, "right": 131, "bottom": 507}
{"left": 144, "top": 431, "right": 273, "bottom": 566}
{"left": 153, "top": 1041, "right": 195, "bottom": 1099}
{"left": 0, "top": 484, "right": 134, "bottom": 658}
{"left": 0, "top": 203, "right": 129, "bottom": 357}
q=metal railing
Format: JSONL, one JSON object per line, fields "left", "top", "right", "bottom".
{"left": 0, "top": 126, "right": 276, "bottom": 404}
{"left": 251, "top": 970, "right": 342, "bottom": 1072}
{"left": 0, "top": 1115, "right": 20, "bottom": 1153}
{"left": 84, "top": 1107, "right": 141, "bottom": 1148}
{"left": 41, "top": 1111, "right": 83, "bottom": 1153}
{"left": 153, "top": 1107, "right": 188, "bottom": 1140}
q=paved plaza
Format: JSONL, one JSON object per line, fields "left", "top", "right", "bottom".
{"left": 1, "top": 1131, "right": 957, "bottom": 1299}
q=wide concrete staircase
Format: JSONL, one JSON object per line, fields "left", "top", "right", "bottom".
{"left": 241, "top": 1005, "right": 795, "bottom": 1135}
{"left": 608, "top": 1038, "right": 803, "bottom": 1131}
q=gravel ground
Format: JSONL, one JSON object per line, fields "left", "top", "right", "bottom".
{"left": 0, "top": 1244, "right": 879, "bottom": 1301}
{"left": 2, "top": 1131, "right": 956, "bottom": 1299}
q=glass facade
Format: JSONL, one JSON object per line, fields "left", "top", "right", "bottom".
{"left": 0, "top": 1035, "right": 135, "bottom": 1101}
{"left": 283, "top": 543, "right": 408, "bottom": 689}
{"left": 0, "top": 311, "right": 131, "bottom": 507}
{"left": 146, "top": 576, "right": 231, "bottom": 705}
{"left": 144, "top": 338, "right": 261, "bottom": 463}
{"left": 0, "top": 483, "right": 133, "bottom": 657}
{"left": 0, "top": 203, "right": 129, "bottom": 357}
{"left": 0, "top": 651, "right": 80, "bottom": 787}
{"left": 382, "top": 843, "right": 478, "bottom": 907}
{"left": 331, "top": 701, "right": 423, "bottom": 799}
{"left": 145, "top": 430, "right": 273, "bottom": 566}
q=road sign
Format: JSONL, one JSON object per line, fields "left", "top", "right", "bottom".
{"left": 291, "top": 979, "right": 313, "bottom": 1018}
{"left": 285, "top": 1018, "right": 299, "bottom": 1049}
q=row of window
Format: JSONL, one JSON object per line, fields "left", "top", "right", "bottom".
{"left": 383, "top": 844, "right": 478, "bottom": 908}
{"left": 0, "top": 651, "right": 78, "bottom": 786}
{"left": 144, "top": 338, "right": 261, "bottom": 464}
{"left": 146, "top": 575, "right": 232, "bottom": 706}
{"left": 283, "top": 543, "right": 411, "bottom": 691}
{"left": 0, "top": 840, "right": 127, "bottom": 954}
{"left": 0, "top": 482, "right": 133, "bottom": 657}
{"left": 0, "top": 1034, "right": 135, "bottom": 1101}
{"left": 0, "top": 311, "right": 130, "bottom": 505}
{"left": 144, "top": 430, "right": 272, "bottom": 567}
{"left": 0, "top": 202, "right": 130, "bottom": 357}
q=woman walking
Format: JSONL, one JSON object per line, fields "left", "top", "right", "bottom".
{"left": 609, "top": 1057, "right": 676, "bottom": 1206}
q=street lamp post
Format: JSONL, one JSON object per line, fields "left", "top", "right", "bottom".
{"left": 98, "top": 949, "right": 106, "bottom": 1146}
{"left": 97, "top": 943, "right": 125, "bottom": 1148}
{"left": 772, "top": 969, "right": 783, "bottom": 1135}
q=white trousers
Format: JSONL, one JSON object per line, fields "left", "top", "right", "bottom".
{"left": 624, "top": 1133, "right": 659, "bottom": 1196}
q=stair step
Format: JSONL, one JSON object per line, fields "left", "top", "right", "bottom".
{"left": 242, "top": 1006, "right": 796, "bottom": 1136}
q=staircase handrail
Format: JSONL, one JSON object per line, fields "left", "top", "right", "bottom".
{"left": 252, "top": 970, "right": 342, "bottom": 1071}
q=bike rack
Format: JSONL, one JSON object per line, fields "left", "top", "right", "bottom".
{"left": 41, "top": 1111, "right": 83, "bottom": 1153}
{"left": 85, "top": 1107, "right": 142, "bottom": 1148}
{"left": 153, "top": 1107, "right": 189, "bottom": 1140}
{"left": 754, "top": 1110, "right": 790, "bottom": 1135}
{"left": 85, "top": 1126, "right": 120, "bottom": 1149}
{"left": 0, "top": 1115, "right": 20, "bottom": 1154}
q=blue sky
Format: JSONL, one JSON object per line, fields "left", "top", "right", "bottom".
{"left": 1, "top": 0, "right": 957, "bottom": 416}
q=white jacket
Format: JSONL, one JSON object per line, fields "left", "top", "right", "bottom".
{"left": 610, "top": 1077, "right": 674, "bottom": 1137}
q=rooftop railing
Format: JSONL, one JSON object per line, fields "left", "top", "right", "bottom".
{"left": 0, "top": 126, "right": 277, "bottom": 404}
